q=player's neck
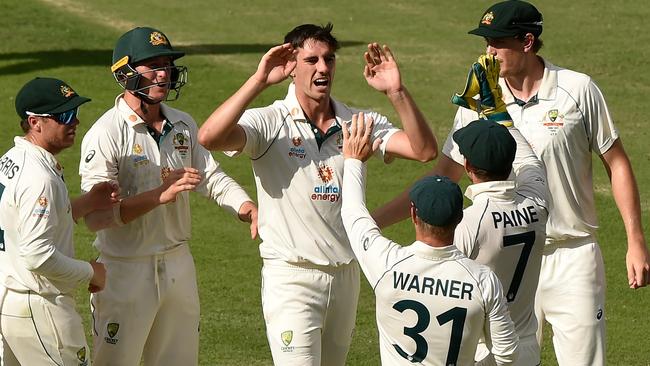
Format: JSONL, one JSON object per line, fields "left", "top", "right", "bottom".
{"left": 24, "top": 133, "right": 60, "bottom": 155}
{"left": 504, "top": 55, "right": 545, "bottom": 102}
{"left": 298, "top": 95, "right": 335, "bottom": 133}
{"left": 415, "top": 228, "right": 454, "bottom": 248}
{"left": 124, "top": 93, "right": 164, "bottom": 127}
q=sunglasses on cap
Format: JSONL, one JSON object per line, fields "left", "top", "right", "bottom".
{"left": 25, "top": 107, "right": 79, "bottom": 125}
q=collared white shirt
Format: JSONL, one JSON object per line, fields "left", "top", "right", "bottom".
{"left": 342, "top": 159, "right": 518, "bottom": 366}
{"left": 80, "top": 96, "right": 251, "bottom": 257}
{"left": 444, "top": 59, "right": 618, "bottom": 244}
{"left": 453, "top": 128, "right": 549, "bottom": 346}
{"left": 0, "top": 137, "right": 92, "bottom": 295}
{"left": 227, "top": 83, "right": 398, "bottom": 266}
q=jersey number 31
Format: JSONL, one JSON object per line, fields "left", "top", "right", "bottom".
{"left": 392, "top": 300, "right": 467, "bottom": 365}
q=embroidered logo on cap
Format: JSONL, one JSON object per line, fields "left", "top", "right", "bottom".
{"left": 481, "top": 11, "right": 495, "bottom": 25}
{"left": 149, "top": 32, "right": 168, "bottom": 46}
{"left": 60, "top": 85, "right": 75, "bottom": 98}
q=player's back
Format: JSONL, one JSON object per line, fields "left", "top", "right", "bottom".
{"left": 455, "top": 182, "right": 548, "bottom": 342}
{"left": 374, "top": 242, "right": 516, "bottom": 366}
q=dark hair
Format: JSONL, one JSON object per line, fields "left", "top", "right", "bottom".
{"left": 284, "top": 23, "right": 340, "bottom": 51}
{"left": 467, "top": 164, "right": 512, "bottom": 182}
{"left": 20, "top": 118, "right": 30, "bottom": 133}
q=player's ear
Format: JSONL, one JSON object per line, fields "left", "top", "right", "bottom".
{"left": 522, "top": 33, "right": 535, "bottom": 52}
{"left": 27, "top": 115, "right": 41, "bottom": 132}
{"left": 409, "top": 202, "right": 417, "bottom": 225}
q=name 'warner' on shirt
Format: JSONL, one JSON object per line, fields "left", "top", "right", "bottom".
{"left": 393, "top": 271, "right": 474, "bottom": 300}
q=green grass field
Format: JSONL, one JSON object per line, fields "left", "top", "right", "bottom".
{"left": 1, "top": 0, "right": 649, "bottom": 364}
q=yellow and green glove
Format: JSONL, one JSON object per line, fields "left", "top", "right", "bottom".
{"left": 451, "top": 54, "right": 513, "bottom": 127}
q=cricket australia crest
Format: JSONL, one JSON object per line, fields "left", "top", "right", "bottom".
{"left": 76, "top": 346, "right": 88, "bottom": 365}
{"left": 280, "top": 330, "right": 295, "bottom": 353}
{"left": 105, "top": 323, "right": 120, "bottom": 344}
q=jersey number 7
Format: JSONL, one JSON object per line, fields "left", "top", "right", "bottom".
{"left": 392, "top": 299, "right": 467, "bottom": 365}
{"left": 503, "top": 231, "right": 535, "bottom": 302}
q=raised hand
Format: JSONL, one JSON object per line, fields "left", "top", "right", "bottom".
{"left": 451, "top": 54, "right": 512, "bottom": 126}
{"left": 343, "top": 112, "right": 382, "bottom": 162}
{"left": 158, "top": 167, "right": 203, "bottom": 204}
{"left": 363, "top": 43, "right": 402, "bottom": 95}
{"left": 252, "top": 43, "right": 297, "bottom": 86}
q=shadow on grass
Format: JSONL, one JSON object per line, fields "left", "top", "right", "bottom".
{"left": 0, "top": 41, "right": 365, "bottom": 75}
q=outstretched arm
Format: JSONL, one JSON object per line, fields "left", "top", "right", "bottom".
{"left": 600, "top": 140, "right": 650, "bottom": 289}
{"left": 72, "top": 181, "right": 120, "bottom": 222}
{"left": 364, "top": 43, "right": 436, "bottom": 162}
{"left": 198, "top": 43, "right": 296, "bottom": 151}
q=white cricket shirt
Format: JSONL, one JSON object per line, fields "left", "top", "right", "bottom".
{"left": 342, "top": 159, "right": 519, "bottom": 366}
{"left": 80, "top": 96, "right": 251, "bottom": 257}
{"left": 0, "top": 137, "right": 93, "bottom": 295}
{"left": 444, "top": 59, "right": 618, "bottom": 244}
{"left": 227, "top": 83, "right": 398, "bottom": 266}
{"left": 454, "top": 128, "right": 549, "bottom": 349}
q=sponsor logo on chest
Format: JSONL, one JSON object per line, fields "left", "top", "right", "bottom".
{"left": 288, "top": 136, "right": 306, "bottom": 159}
{"left": 312, "top": 164, "right": 340, "bottom": 202}
{"left": 131, "top": 143, "right": 150, "bottom": 167}
{"left": 542, "top": 109, "right": 565, "bottom": 135}
{"left": 173, "top": 132, "right": 190, "bottom": 159}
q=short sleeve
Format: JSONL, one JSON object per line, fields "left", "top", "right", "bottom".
{"left": 442, "top": 107, "right": 479, "bottom": 165}
{"left": 225, "top": 107, "right": 283, "bottom": 159}
{"left": 79, "top": 123, "right": 120, "bottom": 193}
{"left": 583, "top": 81, "right": 618, "bottom": 155}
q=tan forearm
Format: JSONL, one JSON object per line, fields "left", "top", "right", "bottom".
{"left": 610, "top": 159, "right": 646, "bottom": 246}
{"left": 198, "top": 76, "right": 267, "bottom": 151}
{"left": 119, "top": 187, "right": 164, "bottom": 224}
{"left": 387, "top": 87, "right": 437, "bottom": 162}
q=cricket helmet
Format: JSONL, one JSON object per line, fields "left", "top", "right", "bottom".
{"left": 111, "top": 27, "right": 187, "bottom": 103}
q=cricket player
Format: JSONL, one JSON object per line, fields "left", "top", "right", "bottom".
{"left": 0, "top": 77, "right": 113, "bottom": 366}
{"left": 197, "top": 23, "right": 436, "bottom": 365}
{"left": 373, "top": 1, "right": 650, "bottom": 365}
{"left": 340, "top": 113, "right": 518, "bottom": 365}
{"left": 79, "top": 27, "right": 257, "bottom": 366}
{"left": 451, "top": 118, "right": 549, "bottom": 366}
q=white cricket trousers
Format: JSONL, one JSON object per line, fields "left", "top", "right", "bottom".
{"left": 261, "top": 259, "right": 360, "bottom": 366}
{"left": 535, "top": 238, "right": 605, "bottom": 366}
{"left": 0, "top": 287, "right": 89, "bottom": 366}
{"left": 91, "top": 244, "right": 200, "bottom": 366}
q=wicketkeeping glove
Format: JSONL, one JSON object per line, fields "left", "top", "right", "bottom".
{"left": 451, "top": 54, "right": 513, "bottom": 127}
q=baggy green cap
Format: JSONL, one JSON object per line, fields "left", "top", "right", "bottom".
{"left": 468, "top": 0, "right": 543, "bottom": 38}
{"left": 111, "top": 27, "right": 184, "bottom": 72}
{"left": 409, "top": 176, "right": 464, "bottom": 227}
{"left": 453, "top": 120, "right": 516, "bottom": 173}
{"left": 15, "top": 77, "right": 91, "bottom": 119}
